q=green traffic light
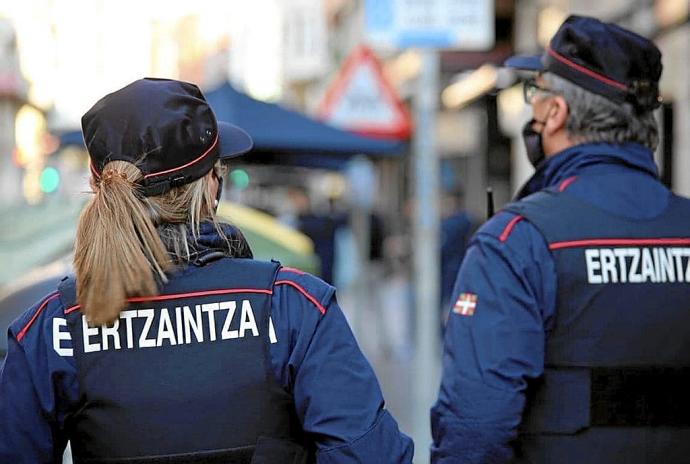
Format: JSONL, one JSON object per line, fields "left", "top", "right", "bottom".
{"left": 39, "top": 167, "right": 60, "bottom": 193}
{"left": 230, "top": 169, "right": 250, "bottom": 190}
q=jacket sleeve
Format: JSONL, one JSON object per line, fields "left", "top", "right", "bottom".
{"left": 430, "top": 213, "right": 557, "bottom": 463}
{"left": 0, "top": 293, "right": 78, "bottom": 464}
{"left": 270, "top": 269, "right": 414, "bottom": 463}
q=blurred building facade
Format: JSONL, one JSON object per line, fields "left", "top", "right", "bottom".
{"left": 0, "top": 0, "right": 687, "bottom": 207}
{"left": 297, "top": 0, "right": 515, "bottom": 222}
{"left": 290, "top": 0, "right": 690, "bottom": 216}
{"left": 0, "top": 18, "right": 28, "bottom": 207}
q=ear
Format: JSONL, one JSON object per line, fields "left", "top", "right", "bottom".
{"left": 543, "top": 95, "right": 569, "bottom": 136}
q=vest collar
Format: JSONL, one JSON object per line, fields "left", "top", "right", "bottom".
{"left": 517, "top": 142, "right": 658, "bottom": 199}
{"left": 186, "top": 221, "right": 253, "bottom": 264}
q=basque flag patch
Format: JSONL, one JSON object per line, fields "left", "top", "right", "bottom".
{"left": 453, "top": 293, "right": 477, "bottom": 316}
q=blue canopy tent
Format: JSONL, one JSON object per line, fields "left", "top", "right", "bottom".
{"left": 56, "top": 82, "right": 407, "bottom": 169}
{"left": 58, "top": 130, "right": 86, "bottom": 147}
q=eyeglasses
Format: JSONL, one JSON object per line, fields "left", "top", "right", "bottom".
{"left": 523, "top": 79, "right": 558, "bottom": 104}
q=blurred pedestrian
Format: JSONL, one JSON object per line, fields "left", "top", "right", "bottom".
{"left": 432, "top": 15, "right": 690, "bottom": 463}
{"left": 0, "top": 78, "right": 413, "bottom": 463}
{"left": 439, "top": 189, "right": 474, "bottom": 319}
{"left": 285, "top": 186, "right": 340, "bottom": 284}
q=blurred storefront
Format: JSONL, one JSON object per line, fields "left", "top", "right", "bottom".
{"left": 308, "top": 0, "right": 516, "bottom": 220}
{"left": 654, "top": 0, "right": 690, "bottom": 195}
{"left": 0, "top": 18, "right": 32, "bottom": 207}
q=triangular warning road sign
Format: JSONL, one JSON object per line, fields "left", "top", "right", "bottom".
{"left": 318, "top": 45, "right": 412, "bottom": 140}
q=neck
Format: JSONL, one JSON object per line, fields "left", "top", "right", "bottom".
{"left": 544, "top": 132, "right": 576, "bottom": 159}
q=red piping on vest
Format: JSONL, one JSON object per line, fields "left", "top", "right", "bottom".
{"left": 274, "top": 280, "right": 327, "bottom": 314}
{"left": 280, "top": 267, "right": 306, "bottom": 275}
{"left": 63, "top": 288, "right": 273, "bottom": 315}
{"left": 17, "top": 292, "right": 60, "bottom": 343}
{"left": 549, "top": 238, "right": 690, "bottom": 250}
{"left": 559, "top": 176, "right": 577, "bottom": 192}
{"left": 500, "top": 215, "right": 524, "bottom": 242}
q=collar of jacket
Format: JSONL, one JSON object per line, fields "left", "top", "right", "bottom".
{"left": 517, "top": 142, "right": 658, "bottom": 199}
{"left": 187, "top": 221, "right": 253, "bottom": 261}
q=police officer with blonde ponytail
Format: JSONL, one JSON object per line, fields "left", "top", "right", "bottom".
{"left": 0, "top": 78, "right": 413, "bottom": 464}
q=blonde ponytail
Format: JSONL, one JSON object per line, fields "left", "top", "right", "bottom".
{"left": 74, "top": 161, "right": 172, "bottom": 325}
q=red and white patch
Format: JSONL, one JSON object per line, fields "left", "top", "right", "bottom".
{"left": 453, "top": 293, "right": 478, "bottom": 316}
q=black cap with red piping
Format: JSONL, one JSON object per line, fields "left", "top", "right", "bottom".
{"left": 504, "top": 15, "right": 662, "bottom": 112}
{"left": 81, "top": 78, "right": 253, "bottom": 196}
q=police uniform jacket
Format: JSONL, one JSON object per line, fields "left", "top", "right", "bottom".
{"left": 431, "top": 142, "right": 690, "bottom": 463}
{"left": 0, "top": 224, "right": 414, "bottom": 463}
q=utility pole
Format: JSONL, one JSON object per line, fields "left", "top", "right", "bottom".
{"left": 411, "top": 48, "right": 441, "bottom": 462}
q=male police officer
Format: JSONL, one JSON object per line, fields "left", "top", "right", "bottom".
{"left": 431, "top": 15, "right": 690, "bottom": 464}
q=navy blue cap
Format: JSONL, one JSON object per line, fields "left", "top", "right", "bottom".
{"left": 82, "top": 78, "right": 253, "bottom": 196}
{"left": 504, "top": 15, "right": 662, "bottom": 111}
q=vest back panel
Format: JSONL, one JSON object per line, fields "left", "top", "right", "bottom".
{"left": 504, "top": 191, "right": 690, "bottom": 454}
{"left": 505, "top": 191, "right": 690, "bottom": 367}
{"left": 61, "top": 259, "right": 304, "bottom": 462}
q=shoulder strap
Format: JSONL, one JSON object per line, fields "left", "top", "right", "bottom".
{"left": 274, "top": 267, "right": 334, "bottom": 315}
{"left": 57, "top": 275, "right": 78, "bottom": 309}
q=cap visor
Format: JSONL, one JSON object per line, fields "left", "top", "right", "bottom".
{"left": 503, "top": 54, "right": 544, "bottom": 71}
{"left": 217, "top": 121, "right": 254, "bottom": 160}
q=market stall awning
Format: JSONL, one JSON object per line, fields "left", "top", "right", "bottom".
{"left": 204, "top": 82, "right": 406, "bottom": 158}
{"left": 55, "top": 82, "right": 407, "bottom": 169}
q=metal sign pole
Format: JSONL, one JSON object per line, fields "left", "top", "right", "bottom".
{"left": 412, "top": 48, "right": 441, "bottom": 462}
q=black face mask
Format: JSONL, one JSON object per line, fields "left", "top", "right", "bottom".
{"left": 521, "top": 118, "right": 547, "bottom": 168}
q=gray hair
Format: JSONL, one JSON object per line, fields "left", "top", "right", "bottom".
{"left": 543, "top": 73, "right": 659, "bottom": 151}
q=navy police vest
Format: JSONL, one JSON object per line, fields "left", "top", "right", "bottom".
{"left": 504, "top": 190, "right": 690, "bottom": 464}
{"left": 59, "top": 257, "right": 312, "bottom": 464}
